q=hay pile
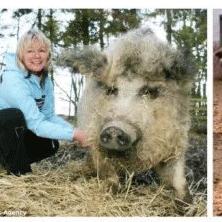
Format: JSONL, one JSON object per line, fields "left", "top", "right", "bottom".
{"left": 0, "top": 136, "right": 206, "bottom": 217}
{"left": 0, "top": 167, "right": 205, "bottom": 217}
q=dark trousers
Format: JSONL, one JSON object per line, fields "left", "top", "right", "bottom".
{"left": 0, "top": 108, "right": 59, "bottom": 175}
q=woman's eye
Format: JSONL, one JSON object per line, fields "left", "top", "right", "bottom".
{"left": 39, "top": 49, "right": 46, "bottom": 53}
{"left": 138, "top": 86, "right": 160, "bottom": 99}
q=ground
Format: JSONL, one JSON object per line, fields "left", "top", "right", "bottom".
{"left": 214, "top": 80, "right": 222, "bottom": 215}
{"left": 0, "top": 137, "right": 206, "bottom": 216}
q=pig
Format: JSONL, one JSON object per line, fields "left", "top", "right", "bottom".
{"left": 60, "top": 27, "right": 194, "bottom": 203}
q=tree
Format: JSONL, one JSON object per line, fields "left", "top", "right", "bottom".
{"left": 12, "top": 9, "right": 33, "bottom": 40}
{"left": 36, "top": 9, "right": 43, "bottom": 30}
{"left": 60, "top": 9, "right": 141, "bottom": 49}
{"left": 0, "top": 9, "right": 8, "bottom": 39}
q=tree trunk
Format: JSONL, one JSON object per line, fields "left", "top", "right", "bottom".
{"left": 82, "top": 10, "right": 90, "bottom": 45}
{"left": 16, "top": 17, "right": 20, "bottom": 41}
{"left": 166, "top": 10, "right": 172, "bottom": 44}
{"left": 99, "top": 10, "right": 105, "bottom": 49}
{"left": 37, "top": 9, "right": 42, "bottom": 30}
{"left": 49, "top": 9, "right": 54, "bottom": 83}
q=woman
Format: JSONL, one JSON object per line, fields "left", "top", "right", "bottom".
{"left": 0, "top": 29, "right": 86, "bottom": 176}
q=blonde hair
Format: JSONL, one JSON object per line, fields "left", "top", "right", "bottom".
{"left": 16, "top": 29, "right": 52, "bottom": 86}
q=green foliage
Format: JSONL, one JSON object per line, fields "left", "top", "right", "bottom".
{"left": 107, "top": 9, "right": 140, "bottom": 35}
{"left": 60, "top": 9, "right": 141, "bottom": 48}
{"left": 41, "top": 9, "right": 60, "bottom": 45}
{"left": 12, "top": 9, "right": 33, "bottom": 18}
{"left": 61, "top": 9, "right": 98, "bottom": 46}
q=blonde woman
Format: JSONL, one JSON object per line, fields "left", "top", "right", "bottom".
{"left": 0, "top": 29, "right": 86, "bottom": 175}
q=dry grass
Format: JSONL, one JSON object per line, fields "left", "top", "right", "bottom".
{"left": 0, "top": 155, "right": 206, "bottom": 217}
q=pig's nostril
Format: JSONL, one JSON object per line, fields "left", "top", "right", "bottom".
{"left": 100, "top": 132, "right": 112, "bottom": 143}
{"left": 117, "top": 134, "right": 130, "bottom": 146}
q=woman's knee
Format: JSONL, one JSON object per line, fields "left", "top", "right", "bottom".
{"left": 0, "top": 108, "right": 26, "bottom": 127}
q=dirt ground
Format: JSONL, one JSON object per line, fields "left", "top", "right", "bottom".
{"left": 213, "top": 81, "right": 222, "bottom": 215}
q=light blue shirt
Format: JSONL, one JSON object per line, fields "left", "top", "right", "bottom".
{"left": 0, "top": 53, "right": 75, "bottom": 141}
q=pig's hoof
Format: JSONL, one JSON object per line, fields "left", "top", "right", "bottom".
{"left": 174, "top": 193, "right": 193, "bottom": 215}
{"left": 183, "top": 191, "right": 193, "bottom": 204}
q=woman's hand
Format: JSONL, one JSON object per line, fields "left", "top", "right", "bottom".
{"left": 73, "top": 129, "right": 87, "bottom": 146}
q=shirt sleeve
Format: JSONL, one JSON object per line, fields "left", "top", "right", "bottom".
{"left": 1, "top": 71, "right": 74, "bottom": 141}
{"left": 43, "top": 77, "right": 76, "bottom": 140}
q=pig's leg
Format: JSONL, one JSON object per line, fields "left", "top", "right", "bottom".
{"left": 155, "top": 155, "right": 192, "bottom": 203}
{"left": 68, "top": 153, "right": 96, "bottom": 179}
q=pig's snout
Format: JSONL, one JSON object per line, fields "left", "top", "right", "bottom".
{"left": 99, "top": 121, "right": 139, "bottom": 151}
{"left": 100, "top": 127, "right": 131, "bottom": 150}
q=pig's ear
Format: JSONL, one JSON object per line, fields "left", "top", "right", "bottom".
{"left": 164, "top": 48, "right": 196, "bottom": 81}
{"left": 58, "top": 47, "right": 108, "bottom": 77}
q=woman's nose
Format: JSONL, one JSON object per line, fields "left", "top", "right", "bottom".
{"left": 33, "top": 52, "right": 40, "bottom": 58}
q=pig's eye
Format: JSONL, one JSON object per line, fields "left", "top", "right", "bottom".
{"left": 138, "top": 86, "right": 160, "bottom": 99}
{"left": 96, "top": 81, "right": 118, "bottom": 96}
{"left": 106, "top": 86, "right": 118, "bottom": 96}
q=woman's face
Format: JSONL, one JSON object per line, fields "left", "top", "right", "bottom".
{"left": 22, "top": 38, "right": 49, "bottom": 75}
